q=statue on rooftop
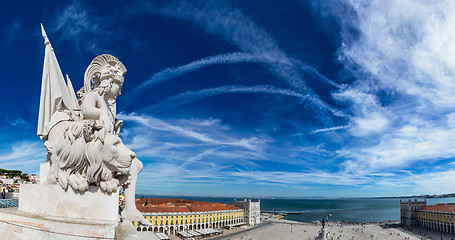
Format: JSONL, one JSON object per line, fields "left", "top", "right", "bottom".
{"left": 37, "top": 24, "right": 149, "bottom": 225}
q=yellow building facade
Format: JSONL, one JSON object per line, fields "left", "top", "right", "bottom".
{"left": 401, "top": 200, "right": 455, "bottom": 234}
{"left": 137, "top": 209, "right": 244, "bottom": 234}
{"left": 417, "top": 210, "right": 455, "bottom": 234}
{"left": 134, "top": 198, "right": 247, "bottom": 234}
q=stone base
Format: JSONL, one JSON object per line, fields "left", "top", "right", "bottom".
{"left": 0, "top": 207, "right": 118, "bottom": 239}
{"left": 115, "top": 222, "right": 161, "bottom": 240}
{"left": 19, "top": 184, "right": 119, "bottom": 221}
{"left": 316, "top": 228, "right": 328, "bottom": 240}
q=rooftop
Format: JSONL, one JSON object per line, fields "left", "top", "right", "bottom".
{"left": 420, "top": 203, "right": 455, "bottom": 213}
{"left": 136, "top": 198, "right": 242, "bottom": 213}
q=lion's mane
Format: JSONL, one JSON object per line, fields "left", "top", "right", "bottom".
{"left": 50, "top": 121, "right": 113, "bottom": 190}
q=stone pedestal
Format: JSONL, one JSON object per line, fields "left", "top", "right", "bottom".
{"left": 19, "top": 184, "right": 119, "bottom": 221}
{"left": 0, "top": 184, "right": 124, "bottom": 239}
{"left": 316, "top": 227, "right": 328, "bottom": 240}
{"left": 0, "top": 207, "right": 118, "bottom": 239}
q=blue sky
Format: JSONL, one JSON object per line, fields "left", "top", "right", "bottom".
{"left": 1, "top": 0, "right": 455, "bottom": 198}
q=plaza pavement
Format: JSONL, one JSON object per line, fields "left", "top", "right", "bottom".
{"left": 206, "top": 218, "right": 455, "bottom": 240}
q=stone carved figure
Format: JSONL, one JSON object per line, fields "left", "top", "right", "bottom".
{"left": 37, "top": 25, "right": 149, "bottom": 225}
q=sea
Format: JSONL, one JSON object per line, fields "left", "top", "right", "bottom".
{"left": 137, "top": 195, "right": 455, "bottom": 223}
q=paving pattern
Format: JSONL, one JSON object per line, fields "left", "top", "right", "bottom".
{"left": 205, "top": 219, "right": 455, "bottom": 240}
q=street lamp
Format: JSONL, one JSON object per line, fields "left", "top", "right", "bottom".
{"left": 327, "top": 214, "right": 333, "bottom": 225}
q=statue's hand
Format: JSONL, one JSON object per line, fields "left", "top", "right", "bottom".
{"left": 114, "top": 120, "right": 123, "bottom": 132}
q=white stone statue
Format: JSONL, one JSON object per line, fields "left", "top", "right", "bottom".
{"left": 37, "top": 24, "right": 149, "bottom": 225}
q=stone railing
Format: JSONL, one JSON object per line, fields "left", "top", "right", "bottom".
{"left": 0, "top": 198, "right": 19, "bottom": 208}
{"left": 5, "top": 192, "right": 19, "bottom": 199}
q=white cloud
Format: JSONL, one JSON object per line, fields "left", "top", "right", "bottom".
{"left": 309, "top": 0, "right": 455, "bottom": 178}
{"left": 341, "top": 117, "right": 455, "bottom": 171}
{"left": 0, "top": 141, "right": 45, "bottom": 174}
{"left": 333, "top": 88, "right": 390, "bottom": 136}
{"left": 8, "top": 119, "right": 26, "bottom": 127}
{"left": 0, "top": 141, "right": 43, "bottom": 162}
{"left": 335, "top": 0, "right": 455, "bottom": 110}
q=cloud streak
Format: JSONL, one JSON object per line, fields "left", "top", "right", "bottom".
{"left": 125, "top": 51, "right": 342, "bottom": 103}
{"left": 311, "top": 125, "right": 349, "bottom": 134}
{"left": 118, "top": 112, "right": 269, "bottom": 154}
{"left": 141, "top": 84, "right": 346, "bottom": 117}
{"left": 138, "top": 0, "right": 341, "bottom": 123}
{"left": 125, "top": 52, "right": 263, "bottom": 101}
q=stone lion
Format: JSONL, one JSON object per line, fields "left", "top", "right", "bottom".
{"left": 44, "top": 120, "right": 135, "bottom": 194}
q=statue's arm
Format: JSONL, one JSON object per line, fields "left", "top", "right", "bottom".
{"left": 81, "top": 92, "right": 112, "bottom": 131}
{"left": 81, "top": 92, "right": 103, "bottom": 120}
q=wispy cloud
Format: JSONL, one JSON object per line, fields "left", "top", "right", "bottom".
{"left": 3, "top": 20, "right": 21, "bottom": 46}
{"left": 295, "top": 144, "right": 336, "bottom": 157}
{"left": 125, "top": 52, "right": 264, "bottom": 102}
{"left": 7, "top": 118, "right": 26, "bottom": 127}
{"left": 138, "top": 0, "right": 340, "bottom": 123}
{"left": 312, "top": 0, "right": 455, "bottom": 178}
{"left": 118, "top": 112, "right": 270, "bottom": 163}
{"left": 120, "top": 113, "right": 265, "bottom": 151}
{"left": 311, "top": 125, "right": 349, "bottom": 134}
{"left": 125, "top": 51, "right": 342, "bottom": 104}
{"left": 142, "top": 84, "right": 346, "bottom": 117}
{"left": 52, "top": 2, "right": 101, "bottom": 54}
{"left": 115, "top": 112, "right": 276, "bottom": 193}
{"left": 299, "top": 62, "right": 344, "bottom": 89}
{"left": 221, "top": 164, "right": 455, "bottom": 197}
{"left": 0, "top": 141, "right": 45, "bottom": 173}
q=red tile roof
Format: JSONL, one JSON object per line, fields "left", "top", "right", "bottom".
{"left": 137, "top": 205, "right": 191, "bottom": 213}
{"left": 156, "top": 203, "right": 173, "bottom": 207}
{"left": 421, "top": 203, "right": 455, "bottom": 213}
{"left": 136, "top": 198, "right": 242, "bottom": 213}
{"left": 174, "top": 202, "right": 190, "bottom": 206}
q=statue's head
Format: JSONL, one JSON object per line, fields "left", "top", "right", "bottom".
{"left": 83, "top": 54, "right": 127, "bottom": 98}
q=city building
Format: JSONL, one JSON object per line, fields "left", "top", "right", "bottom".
{"left": 400, "top": 199, "right": 426, "bottom": 226}
{"left": 28, "top": 174, "right": 39, "bottom": 183}
{"left": 135, "top": 198, "right": 246, "bottom": 235}
{"left": 400, "top": 199, "right": 455, "bottom": 234}
{"left": 0, "top": 176, "right": 14, "bottom": 185}
{"left": 416, "top": 203, "right": 455, "bottom": 234}
{"left": 234, "top": 199, "right": 261, "bottom": 225}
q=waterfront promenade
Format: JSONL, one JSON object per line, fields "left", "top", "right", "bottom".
{"left": 205, "top": 218, "right": 455, "bottom": 240}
